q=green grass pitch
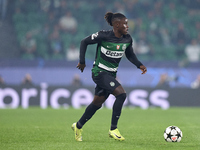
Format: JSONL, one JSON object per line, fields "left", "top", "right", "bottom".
{"left": 0, "top": 107, "right": 200, "bottom": 150}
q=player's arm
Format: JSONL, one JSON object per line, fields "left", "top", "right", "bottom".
{"left": 77, "top": 32, "right": 101, "bottom": 72}
{"left": 125, "top": 44, "right": 147, "bottom": 74}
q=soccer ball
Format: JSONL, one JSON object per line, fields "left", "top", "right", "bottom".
{"left": 164, "top": 126, "right": 183, "bottom": 142}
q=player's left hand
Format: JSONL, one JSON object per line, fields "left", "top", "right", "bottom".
{"left": 140, "top": 65, "right": 147, "bottom": 74}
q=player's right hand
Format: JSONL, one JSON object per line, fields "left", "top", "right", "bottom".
{"left": 139, "top": 65, "right": 147, "bottom": 74}
{"left": 76, "top": 63, "right": 86, "bottom": 72}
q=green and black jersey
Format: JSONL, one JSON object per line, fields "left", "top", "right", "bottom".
{"left": 79, "top": 30, "right": 143, "bottom": 77}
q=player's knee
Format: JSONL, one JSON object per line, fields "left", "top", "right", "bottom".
{"left": 116, "top": 93, "right": 126, "bottom": 102}
{"left": 92, "top": 95, "right": 106, "bottom": 107}
{"left": 92, "top": 101, "right": 103, "bottom": 108}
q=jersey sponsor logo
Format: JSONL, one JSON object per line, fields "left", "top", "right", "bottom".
{"left": 106, "top": 51, "right": 123, "bottom": 57}
{"left": 101, "top": 47, "right": 124, "bottom": 58}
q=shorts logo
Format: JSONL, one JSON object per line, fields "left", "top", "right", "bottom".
{"left": 110, "top": 81, "right": 115, "bottom": 87}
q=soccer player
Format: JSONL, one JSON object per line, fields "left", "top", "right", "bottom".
{"left": 72, "top": 12, "right": 147, "bottom": 141}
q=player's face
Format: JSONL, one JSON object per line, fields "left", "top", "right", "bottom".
{"left": 118, "top": 18, "right": 129, "bottom": 35}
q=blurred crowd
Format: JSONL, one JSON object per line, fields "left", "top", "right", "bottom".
{"left": 6, "top": 0, "right": 200, "bottom": 64}
{"left": 0, "top": 72, "right": 200, "bottom": 89}
{"left": 0, "top": 73, "right": 83, "bottom": 88}
{"left": 0, "top": 73, "right": 33, "bottom": 87}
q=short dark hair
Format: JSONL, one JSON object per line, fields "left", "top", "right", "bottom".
{"left": 104, "top": 12, "right": 126, "bottom": 26}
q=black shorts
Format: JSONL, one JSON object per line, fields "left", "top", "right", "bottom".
{"left": 92, "top": 71, "right": 121, "bottom": 98}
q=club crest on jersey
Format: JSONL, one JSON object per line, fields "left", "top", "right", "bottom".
{"left": 122, "top": 44, "right": 126, "bottom": 50}
{"left": 116, "top": 45, "right": 120, "bottom": 50}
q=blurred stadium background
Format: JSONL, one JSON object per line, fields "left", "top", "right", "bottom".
{"left": 0, "top": 0, "right": 200, "bottom": 108}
